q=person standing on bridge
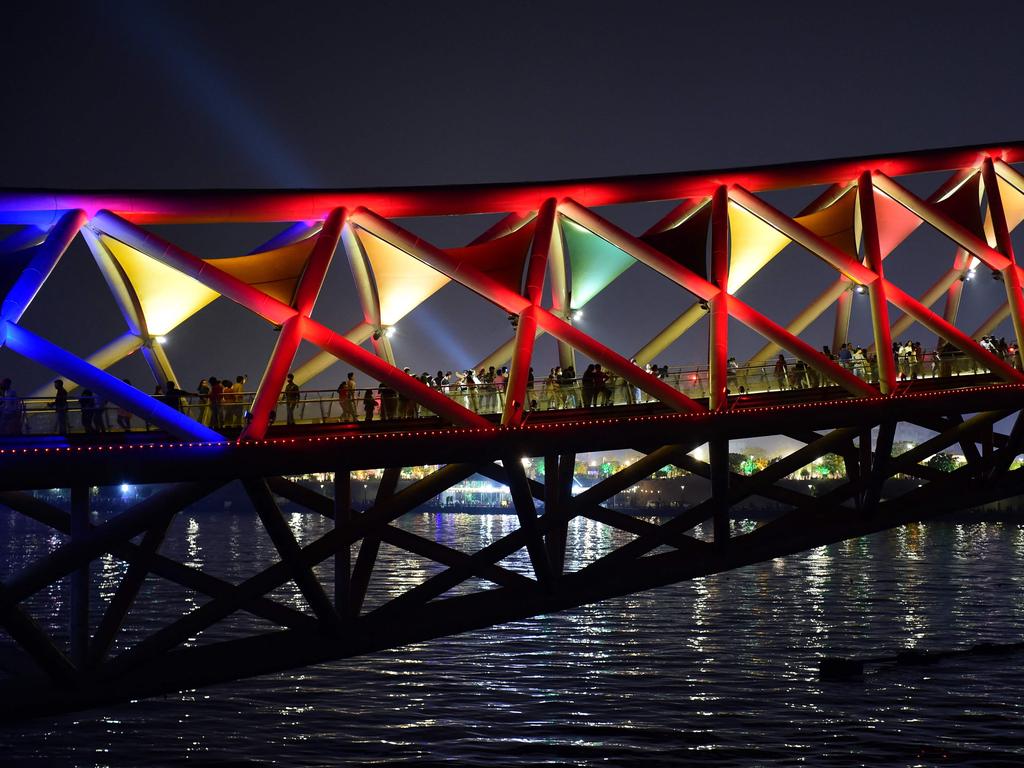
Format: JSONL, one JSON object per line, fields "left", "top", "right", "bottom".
{"left": 492, "top": 367, "right": 506, "bottom": 412}
{"left": 162, "top": 381, "right": 193, "bottom": 412}
{"left": 593, "top": 364, "right": 611, "bottom": 405}
{"left": 581, "top": 364, "right": 596, "bottom": 407}
{"left": 78, "top": 389, "right": 96, "bottom": 434}
{"left": 727, "top": 357, "right": 739, "bottom": 394}
{"left": 792, "top": 359, "right": 808, "bottom": 389}
{"left": 0, "top": 379, "right": 22, "bottom": 435}
{"left": 363, "top": 386, "right": 377, "bottom": 422}
{"left": 196, "top": 378, "right": 210, "bottom": 424}
{"left": 339, "top": 372, "right": 357, "bottom": 421}
{"left": 51, "top": 379, "right": 69, "bottom": 436}
{"left": 207, "top": 377, "right": 224, "bottom": 429}
{"left": 773, "top": 355, "right": 788, "bottom": 391}
{"left": 282, "top": 373, "right": 300, "bottom": 425}
{"left": 852, "top": 348, "right": 868, "bottom": 379}
{"left": 838, "top": 344, "right": 852, "bottom": 370}
{"left": 380, "top": 382, "right": 398, "bottom": 420}
{"left": 562, "top": 365, "right": 578, "bottom": 408}
{"left": 220, "top": 377, "right": 235, "bottom": 425}
{"left": 231, "top": 375, "right": 248, "bottom": 426}
{"left": 92, "top": 391, "right": 108, "bottom": 433}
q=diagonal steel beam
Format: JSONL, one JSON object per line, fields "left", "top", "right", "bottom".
{"left": 266, "top": 475, "right": 532, "bottom": 590}
{"left": 5, "top": 481, "right": 225, "bottom": 603}
{"left": 242, "top": 478, "right": 343, "bottom": 634}
{"left": 349, "top": 467, "right": 400, "bottom": 616}
{"left": 88, "top": 511, "right": 177, "bottom": 666}
{"left": 0, "top": 585, "right": 78, "bottom": 686}
{"left": 0, "top": 490, "right": 315, "bottom": 630}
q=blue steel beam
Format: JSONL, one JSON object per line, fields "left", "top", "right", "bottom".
{"left": 1, "top": 210, "right": 86, "bottom": 323}
{"left": 0, "top": 321, "right": 222, "bottom": 441}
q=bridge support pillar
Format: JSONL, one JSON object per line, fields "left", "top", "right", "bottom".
{"left": 69, "top": 486, "right": 90, "bottom": 668}
{"left": 334, "top": 469, "right": 352, "bottom": 619}
{"left": 833, "top": 288, "right": 852, "bottom": 355}
{"left": 543, "top": 453, "right": 574, "bottom": 577}
{"left": 710, "top": 437, "right": 729, "bottom": 546}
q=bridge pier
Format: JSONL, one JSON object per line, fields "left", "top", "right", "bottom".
{"left": 334, "top": 469, "right": 352, "bottom": 619}
{"left": 710, "top": 437, "right": 729, "bottom": 546}
{"left": 69, "top": 486, "right": 89, "bottom": 668}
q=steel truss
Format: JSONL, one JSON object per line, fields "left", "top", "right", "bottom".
{"left": 2, "top": 142, "right": 1024, "bottom": 440}
{"left": 5, "top": 143, "right": 1024, "bottom": 717}
{"left": 2, "top": 384, "right": 1024, "bottom": 719}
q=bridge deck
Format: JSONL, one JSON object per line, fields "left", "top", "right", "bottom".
{"left": 1, "top": 373, "right": 1018, "bottom": 491}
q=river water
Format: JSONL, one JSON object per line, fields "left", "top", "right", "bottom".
{"left": 2, "top": 504, "right": 1024, "bottom": 766}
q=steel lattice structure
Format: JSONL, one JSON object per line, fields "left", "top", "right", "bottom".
{"left": 3, "top": 142, "right": 1024, "bottom": 717}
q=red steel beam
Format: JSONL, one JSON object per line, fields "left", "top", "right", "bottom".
{"left": 3, "top": 142, "right": 1022, "bottom": 224}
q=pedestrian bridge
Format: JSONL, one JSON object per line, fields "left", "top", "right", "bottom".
{"left": 3, "top": 142, "right": 1024, "bottom": 717}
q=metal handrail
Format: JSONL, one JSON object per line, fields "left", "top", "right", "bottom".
{"left": 4, "top": 349, "right": 1017, "bottom": 437}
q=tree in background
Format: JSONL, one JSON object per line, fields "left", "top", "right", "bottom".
{"left": 926, "top": 452, "right": 958, "bottom": 473}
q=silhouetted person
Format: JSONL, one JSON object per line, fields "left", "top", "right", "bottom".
{"left": 283, "top": 373, "right": 300, "bottom": 424}
{"left": 79, "top": 389, "right": 96, "bottom": 434}
{"left": 582, "top": 364, "right": 596, "bottom": 407}
{"left": 51, "top": 379, "right": 68, "bottom": 435}
{"left": 0, "top": 379, "right": 22, "bottom": 435}
{"left": 162, "top": 380, "right": 192, "bottom": 412}
{"left": 363, "top": 387, "right": 377, "bottom": 422}
{"left": 339, "top": 372, "right": 357, "bottom": 421}
{"left": 208, "top": 377, "right": 224, "bottom": 429}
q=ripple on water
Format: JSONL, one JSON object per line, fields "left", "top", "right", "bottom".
{"left": 3, "top": 512, "right": 1024, "bottom": 766}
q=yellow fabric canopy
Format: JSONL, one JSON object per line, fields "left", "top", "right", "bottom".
{"left": 356, "top": 230, "right": 451, "bottom": 326}
{"left": 728, "top": 189, "right": 860, "bottom": 294}
{"left": 102, "top": 235, "right": 219, "bottom": 335}
{"left": 102, "top": 233, "right": 319, "bottom": 335}
{"left": 726, "top": 201, "right": 790, "bottom": 294}
{"left": 797, "top": 187, "right": 858, "bottom": 258}
{"left": 984, "top": 173, "right": 1024, "bottom": 246}
{"left": 206, "top": 238, "right": 315, "bottom": 306}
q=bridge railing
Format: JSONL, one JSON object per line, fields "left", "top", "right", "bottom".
{"left": 4, "top": 350, "right": 1013, "bottom": 437}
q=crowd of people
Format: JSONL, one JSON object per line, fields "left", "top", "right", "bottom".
{"left": 2, "top": 335, "right": 1021, "bottom": 436}
{"left": 333, "top": 363, "right": 666, "bottom": 423}
{"left": 763, "top": 337, "right": 1023, "bottom": 391}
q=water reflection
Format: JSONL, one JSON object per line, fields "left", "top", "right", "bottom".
{"left": 3, "top": 509, "right": 1024, "bottom": 765}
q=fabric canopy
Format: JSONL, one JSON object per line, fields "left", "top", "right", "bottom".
{"left": 207, "top": 237, "right": 316, "bottom": 306}
{"left": 726, "top": 201, "right": 791, "bottom": 294}
{"left": 642, "top": 203, "right": 710, "bottom": 282}
{"left": 356, "top": 230, "right": 451, "bottom": 326}
{"left": 797, "top": 187, "right": 858, "bottom": 258}
{"left": 102, "top": 235, "right": 220, "bottom": 335}
{"left": 984, "top": 172, "right": 1024, "bottom": 246}
{"left": 872, "top": 187, "right": 922, "bottom": 258}
{"left": 561, "top": 218, "right": 635, "bottom": 309}
{"left": 446, "top": 218, "right": 537, "bottom": 295}
{"left": 933, "top": 172, "right": 985, "bottom": 243}
{"left": 102, "top": 233, "right": 320, "bottom": 335}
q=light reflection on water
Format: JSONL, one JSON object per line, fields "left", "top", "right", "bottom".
{"left": 2, "top": 508, "right": 1024, "bottom": 765}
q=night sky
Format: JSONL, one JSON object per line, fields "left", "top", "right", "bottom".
{"left": 2, "top": 1, "right": 1024, "bottom": 399}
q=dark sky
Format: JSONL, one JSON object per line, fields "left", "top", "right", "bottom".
{"left": 2, "top": 0, "right": 1024, "bottom": 395}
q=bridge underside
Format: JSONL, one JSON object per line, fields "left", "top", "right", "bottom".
{"left": 2, "top": 384, "right": 1024, "bottom": 719}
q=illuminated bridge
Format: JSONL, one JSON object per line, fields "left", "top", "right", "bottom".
{"left": 3, "top": 142, "right": 1024, "bottom": 717}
